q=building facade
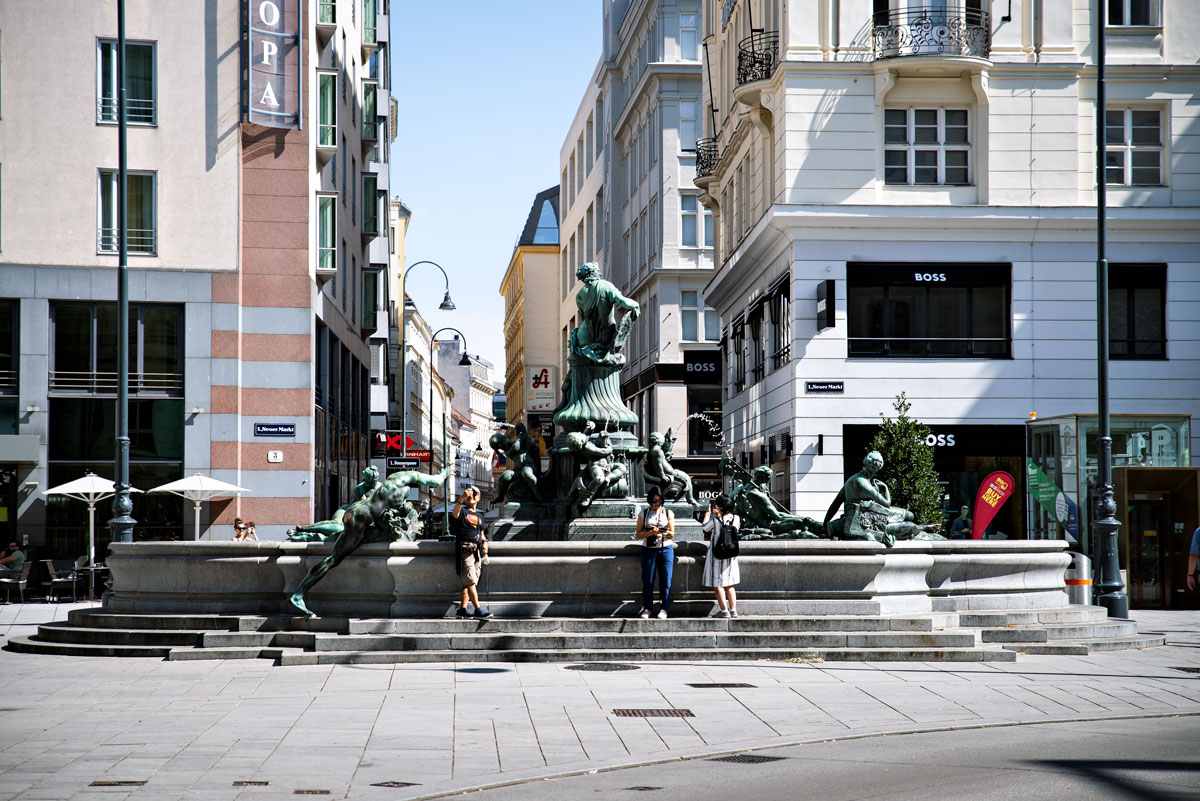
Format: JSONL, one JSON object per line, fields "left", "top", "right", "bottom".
{"left": 700, "top": 0, "right": 1200, "bottom": 607}
{"left": 436, "top": 337, "right": 498, "bottom": 507}
{"left": 0, "top": 0, "right": 392, "bottom": 552}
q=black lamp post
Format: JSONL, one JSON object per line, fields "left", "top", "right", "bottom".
{"left": 398, "top": 261, "right": 454, "bottom": 456}
{"left": 109, "top": 0, "right": 136, "bottom": 547}
{"left": 429, "top": 327, "right": 471, "bottom": 535}
{"left": 1093, "top": 3, "right": 1128, "bottom": 618}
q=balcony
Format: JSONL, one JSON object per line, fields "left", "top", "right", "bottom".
{"left": 734, "top": 30, "right": 779, "bottom": 108}
{"left": 49, "top": 371, "right": 183, "bottom": 396}
{"left": 871, "top": 8, "right": 990, "bottom": 61}
{"left": 315, "top": 0, "right": 336, "bottom": 47}
{"left": 694, "top": 137, "right": 720, "bottom": 188}
{"left": 98, "top": 228, "right": 156, "bottom": 256}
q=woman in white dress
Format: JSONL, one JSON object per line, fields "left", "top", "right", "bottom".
{"left": 701, "top": 494, "right": 740, "bottom": 618}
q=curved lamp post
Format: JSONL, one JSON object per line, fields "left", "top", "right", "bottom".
{"left": 399, "top": 260, "right": 455, "bottom": 457}
{"left": 430, "top": 327, "right": 471, "bottom": 535}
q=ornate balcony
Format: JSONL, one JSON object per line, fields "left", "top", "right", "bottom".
{"left": 736, "top": 30, "right": 779, "bottom": 86}
{"left": 694, "top": 138, "right": 720, "bottom": 185}
{"left": 871, "top": 8, "right": 990, "bottom": 60}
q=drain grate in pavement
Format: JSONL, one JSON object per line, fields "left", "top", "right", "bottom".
{"left": 687, "top": 682, "right": 756, "bottom": 688}
{"left": 1169, "top": 666, "right": 1200, "bottom": 674}
{"left": 371, "top": 782, "right": 420, "bottom": 788}
{"left": 89, "top": 781, "right": 147, "bottom": 787}
{"left": 233, "top": 780, "right": 270, "bottom": 786}
{"left": 708, "top": 754, "right": 787, "bottom": 765}
{"left": 293, "top": 791, "right": 331, "bottom": 796}
{"left": 566, "top": 662, "right": 641, "bottom": 672}
{"left": 622, "top": 787, "right": 663, "bottom": 792}
{"left": 612, "top": 708, "right": 694, "bottom": 718}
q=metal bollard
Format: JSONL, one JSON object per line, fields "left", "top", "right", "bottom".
{"left": 1065, "top": 551, "right": 1093, "bottom": 605}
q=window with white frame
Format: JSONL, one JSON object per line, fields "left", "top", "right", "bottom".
{"left": 884, "top": 107, "right": 970, "bottom": 185}
{"left": 680, "top": 99, "right": 698, "bottom": 151}
{"left": 680, "top": 13, "right": 699, "bottom": 60}
{"left": 681, "top": 290, "right": 721, "bottom": 342}
{"left": 1106, "top": 107, "right": 1163, "bottom": 186}
{"left": 97, "top": 40, "right": 156, "bottom": 124}
{"left": 318, "top": 194, "right": 336, "bottom": 271}
{"left": 318, "top": 72, "right": 337, "bottom": 147}
{"left": 680, "top": 194, "right": 713, "bottom": 248}
{"left": 98, "top": 170, "right": 156, "bottom": 254}
{"left": 1108, "top": 0, "right": 1159, "bottom": 26}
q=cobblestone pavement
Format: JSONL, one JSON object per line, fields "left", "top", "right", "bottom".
{"left": 1, "top": 604, "right": 1198, "bottom": 801}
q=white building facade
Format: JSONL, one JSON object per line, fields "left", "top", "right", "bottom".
{"left": 700, "top": 0, "right": 1200, "bottom": 607}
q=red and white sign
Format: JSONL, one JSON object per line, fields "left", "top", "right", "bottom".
{"left": 526, "top": 365, "right": 557, "bottom": 412}
{"left": 971, "top": 471, "right": 1015, "bottom": 539}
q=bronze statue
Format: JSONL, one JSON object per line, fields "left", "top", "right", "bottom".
{"left": 286, "top": 466, "right": 381, "bottom": 542}
{"left": 569, "top": 262, "right": 640, "bottom": 366}
{"left": 722, "top": 461, "right": 823, "bottom": 538}
{"left": 557, "top": 423, "right": 628, "bottom": 510}
{"left": 643, "top": 430, "right": 697, "bottom": 506}
{"left": 491, "top": 423, "right": 542, "bottom": 504}
{"left": 823, "top": 451, "right": 943, "bottom": 547}
{"left": 287, "top": 466, "right": 452, "bottom": 617}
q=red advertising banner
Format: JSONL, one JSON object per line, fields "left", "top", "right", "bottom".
{"left": 971, "top": 471, "right": 1015, "bottom": 539}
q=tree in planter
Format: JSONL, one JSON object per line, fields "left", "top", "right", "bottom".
{"left": 867, "top": 393, "right": 943, "bottom": 525}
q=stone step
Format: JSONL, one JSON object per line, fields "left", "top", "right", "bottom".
{"left": 1040, "top": 621, "right": 1140, "bottom": 640}
{"left": 67, "top": 611, "right": 244, "bottom": 631}
{"left": 3, "top": 636, "right": 170, "bottom": 658}
{"left": 958, "top": 607, "right": 1110, "bottom": 627}
{"left": 306, "top": 630, "right": 979, "bottom": 652}
{"left": 1001, "top": 634, "right": 1166, "bottom": 655}
{"left": 276, "top": 646, "right": 1017, "bottom": 666}
{"left": 345, "top": 615, "right": 943, "bottom": 635}
{"left": 167, "top": 646, "right": 270, "bottom": 661}
{"left": 979, "top": 627, "right": 1050, "bottom": 644}
{"left": 34, "top": 624, "right": 204, "bottom": 647}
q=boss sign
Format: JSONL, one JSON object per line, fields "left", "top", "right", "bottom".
{"left": 248, "top": 0, "right": 300, "bottom": 128}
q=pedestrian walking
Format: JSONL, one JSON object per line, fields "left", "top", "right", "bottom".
{"left": 1187, "top": 525, "right": 1199, "bottom": 591}
{"left": 636, "top": 489, "right": 675, "bottom": 618}
{"left": 451, "top": 486, "right": 491, "bottom": 618}
{"left": 701, "top": 494, "right": 741, "bottom": 617}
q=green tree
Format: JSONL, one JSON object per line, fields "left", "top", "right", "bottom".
{"left": 868, "top": 393, "right": 943, "bottom": 524}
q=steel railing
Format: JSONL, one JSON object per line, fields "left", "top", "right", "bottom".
{"left": 98, "top": 228, "right": 156, "bottom": 255}
{"left": 49, "top": 371, "right": 184, "bottom": 395}
{"left": 696, "top": 137, "right": 720, "bottom": 178}
{"left": 96, "top": 97, "right": 156, "bottom": 125}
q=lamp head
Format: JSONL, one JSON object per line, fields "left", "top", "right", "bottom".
{"left": 438, "top": 291, "right": 456, "bottom": 311}
{"left": 459, "top": 353, "right": 471, "bottom": 366}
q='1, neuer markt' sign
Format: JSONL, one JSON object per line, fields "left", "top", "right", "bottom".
{"left": 248, "top": 0, "right": 300, "bottom": 128}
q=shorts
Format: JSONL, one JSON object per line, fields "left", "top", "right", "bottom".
{"left": 460, "top": 551, "right": 482, "bottom": 587}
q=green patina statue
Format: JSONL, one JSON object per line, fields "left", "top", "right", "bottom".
{"left": 556, "top": 423, "right": 629, "bottom": 510}
{"left": 824, "top": 451, "right": 944, "bottom": 547}
{"left": 287, "top": 466, "right": 451, "bottom": 617}
{"left": 721, "top": 460, "right": 824, "bottom": 538}
{"left": 491, "top": 423, "right": 542, "bottom": 504}
{"left": 643, "top": 430, "right": 697, "bottom": 506}
{"left": 287, "top": 465, "right": 383, "bottom": 542}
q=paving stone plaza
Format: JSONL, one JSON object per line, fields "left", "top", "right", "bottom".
{"left": 2, "top": 603, "right": 1198, "bottom": 800}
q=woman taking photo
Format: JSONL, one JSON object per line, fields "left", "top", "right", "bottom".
{"left": 635, "top": 489, "right": 675, "bottom": 618}
{"left": 701, "top": 494, "right": 740, "bottom": 617}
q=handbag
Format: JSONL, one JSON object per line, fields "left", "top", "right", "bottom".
{"left": 711, "top": 514, "right": 740, "bottom": 559}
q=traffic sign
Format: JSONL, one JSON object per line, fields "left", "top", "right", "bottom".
{"left": 386, "top": 456, "right": 422, "bottom": 471}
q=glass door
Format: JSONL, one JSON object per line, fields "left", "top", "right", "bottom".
{"left": 1128, "top": 497, "right": 1166, "bottom": 607}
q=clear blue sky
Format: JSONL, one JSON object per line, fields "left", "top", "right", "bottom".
{"left": 390, "top": 1, "right": 603, "bottom": 376}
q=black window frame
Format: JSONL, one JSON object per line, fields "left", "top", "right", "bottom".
{"left": 768, "top": 275, "right": 791, "bottom": 371}
{"left": 730, "top": 319, "right": 746, "bottom": 394}
{"left": 847, "top": 263, "right": 1012, "bottom": 359}
{"left": 49, "top": 302, "right": 184, "bottom": 395}
{"left": 1109, "top": 264, "right": 1166, "bottom": 360}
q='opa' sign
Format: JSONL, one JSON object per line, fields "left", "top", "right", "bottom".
{"left": 249, "top": 0, "right": 300, "bottom": 128}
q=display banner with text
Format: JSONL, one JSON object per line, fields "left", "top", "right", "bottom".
{"left": 972, "top": 471, "right": 1015, "bottom": 540}
{"left": 1026, "top": 459, "right": 1079, "bottom": 543}
{"left": 248, "top": 0, "right": 300, "bottom": 128}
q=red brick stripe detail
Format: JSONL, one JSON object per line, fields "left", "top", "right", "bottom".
{"left": 211, "top": 442, "right": 311, "bottom": 470}
{"left": 212, "top": 330, "right": 239, "bottom": 359}
{"left": 210, "top": 386, "right": 239, "bottom": 414}
{"left": 209, "top": 387, "right": 311, "bottom": 416}
{"left": 212, "top": 273, "right": 239, "bottom": 303}
{"left": 239, "top": 274, "right": 311, "bottom": 309}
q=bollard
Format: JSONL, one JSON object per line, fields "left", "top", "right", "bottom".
{"left": 1065, "top": 551, "right": 1093, "bottom": 605}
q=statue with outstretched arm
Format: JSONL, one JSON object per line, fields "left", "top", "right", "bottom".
{"left": 288, "top": 466, "right": 452, "bottom": 617}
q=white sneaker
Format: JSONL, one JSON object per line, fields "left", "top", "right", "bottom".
{"left": 715, "top": 609, "right": 731, "bottom": 619}
{"left": 639, "top": 609, "right": 651, "bottom": 619}
{"left": 657, "top": 609, "right": 668, "bottom": 619}
{"left": 730, "top": 609, "right": 738, "bottom": 618}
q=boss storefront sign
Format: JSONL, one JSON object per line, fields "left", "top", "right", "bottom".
{"left": 248, "top": 0, "right": 300, "bottom": 128}
{"left": 684, "top": 350, "right": 721, "bottom": 383}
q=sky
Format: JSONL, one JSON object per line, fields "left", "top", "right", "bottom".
{"left": 390, "top": 1, "right": 603, "bottom": 378}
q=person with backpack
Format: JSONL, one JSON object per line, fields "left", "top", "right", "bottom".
{"left": 635, "top": 488, "right": 675, "bottom": 618}
{"left": 701, "top": 494, "right": 741, "bottom": 618}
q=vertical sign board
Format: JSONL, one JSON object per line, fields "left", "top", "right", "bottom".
{"left": 526, "top": 366, "right": 557, "bottom": 413}
{"left": 248, "top": 0, "right": 301, "bottom": 128}
{"left": 816, "top": 279, "right": 836, "bottom": 331}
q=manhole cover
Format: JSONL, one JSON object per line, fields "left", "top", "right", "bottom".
{"left": 612, "top": 708, "right": 694, "bottom": 718}
{"left": 566, "top": 663, "right": 640, "bottom": 672}
{"left": 708, "top": 754, "right": 787, "bottom": 765}
{"left": 233, "top": 780, "right": 270, "bottom": 786}
{"left": 90, "top": 781, "right": 147, "bottom": 787}
{"left": 1170, "top": 666, "right": 1200, "bottom": 674}
{"left": 371, "top": 782, "right": 420, "bottom": 788}
{"left": 687, "top": 682, "right": 756, "bottom": 688}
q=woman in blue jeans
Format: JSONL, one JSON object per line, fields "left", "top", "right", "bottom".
{"left": 636, "top": 489, "right": 675, "bottom": 618}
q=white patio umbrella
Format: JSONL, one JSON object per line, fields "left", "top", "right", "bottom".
{"left": 42, "top": 473, "right": 143, "bottom": 565}
{"left": 147, "top": 473, "right": 251, "bottom": 540}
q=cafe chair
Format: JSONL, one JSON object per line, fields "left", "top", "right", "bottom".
{"left": 43, "top": 560, "right": 79, "bottom": 603}
{"left": 0, "top": 560, "right": 33, "bottom": 604}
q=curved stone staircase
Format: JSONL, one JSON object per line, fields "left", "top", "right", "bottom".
{"left": 4, "top": 605, "right": 1163, "bottom": 665}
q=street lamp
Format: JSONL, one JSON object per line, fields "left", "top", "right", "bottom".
{"left": 430, "top": 327, "right": 471, "bottom": 536}
{"left": 399, "top": 261, "right": 454, "bottom": 457}
{"left": 1092, "top": 5, "right": 1128, "bottom": 618}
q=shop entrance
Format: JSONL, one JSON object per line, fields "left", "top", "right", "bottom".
{"left": 1114, "top": 467, "right": 1200, "bottom": 610}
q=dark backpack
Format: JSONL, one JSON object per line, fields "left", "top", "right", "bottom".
{"left": 712, "top": 515, "right": 740, "bottom": 559}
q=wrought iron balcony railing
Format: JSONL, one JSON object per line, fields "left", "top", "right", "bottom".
{"left": 737, "top": 30, "right": 780, "bottom": 86}
{"left": 695, "top": 137, "right": 720, "bottom": 179}
{"left": 871, "top": 8, "right": 990, "bottom": 60}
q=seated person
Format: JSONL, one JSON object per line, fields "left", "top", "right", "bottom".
{"left": 1, "top": 541, "right": 25, "bottom": 577}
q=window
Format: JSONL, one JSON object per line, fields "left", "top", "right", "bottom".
{"left": 884, "top": 108, "right": 970, "bottom": 185}
{"left": 340, "top": 241, "right": 347, "bottom": 310}
{"left": 680, "top": 99, "right": 698, "bottom": 151}
{"left": 1110, "top": 264, "right": 1166, "bottom": 359}
{"left": 98, "top": 170, "right": 156, "bottom": 254}
{"left": 318, "top": 0, "right": 336, "bottom": 24}
{"left": 768, "top": 278, "right": 791, "bottom": 370}
{"left": 317, "top": 72, "right": 337, "bottom": 147}
{"left": 351, "top": 158, "right": 357, "bottom": 223}
{"left": 748, "top": 308, "right": 765, "bottom": 383}
{"left": 731, "top": 320, "right": 746, "bottom": 393}
{"left": 847, "top": 264, "right": 1011, "bottom": 357}
{"left": 97, "top": 40, "right": 155, "bottom": 125}
{"left": 50, "top": 303, "right": 182, "bottom": 393}
{"left": 687, "top": 387, "right": 722, "bottom": 455}
{"left": 362, "top": 80, "right": 378, "bottom": 140}
{"left": 1106, "top": 108, "right": 1163, "bottom": 186}
{"left": 0, "top": 300, "right": 16, "bottom": 436}
{"left": 363, "top": 0, "right": 377, "bottom": 44}
{"left": 680, "top": 194, "right": 713, "bottom": 248}
{"left": 362, "top": 174, "right": 378, "bottom": 235}
{"left": 681, "top": 291, "right": 720, "bottom": 342}
{"left": 341, "top": 33, "right": 347, "bottom": 99}
{"left": 318, "top": 195, "right": 336, "bottom": 271}
{"left": 681, "top": 13, "right": 699, "bottom": 60}
{"left": 1108, "top": 0, "right": 1158, "bottom": 26}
